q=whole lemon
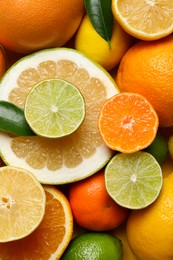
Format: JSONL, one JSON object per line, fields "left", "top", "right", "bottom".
{"left": 75, "top": 15, "right": 133, "bottom": 71}
{"left": 127, "top": 172, "right": 173, "bottom": 260}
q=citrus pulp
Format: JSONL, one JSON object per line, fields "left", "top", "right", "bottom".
{"left": 0, "top": 48, "right": 119, "bottom": 184}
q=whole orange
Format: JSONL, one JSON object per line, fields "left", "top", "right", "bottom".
{"left": 116, "top": 35, "right": 173, "bottom": 127}
{"left": 69, "top": 170, "right": 129, "bottom": 231}
{"left": 0, "top": 0, "right": 84, "bottom": 53}
{"left": 0, "top": 46, "right": 6, "bottom": 78}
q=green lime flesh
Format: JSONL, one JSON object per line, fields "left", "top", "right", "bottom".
{"left": 61, "top": 232, "right": 123, "bottom": 260}
{"left": 24, "top": 79, "right": 86, "bottom": 138}
{"left": 105, "top": 151, "right": 163, "bottom": 210}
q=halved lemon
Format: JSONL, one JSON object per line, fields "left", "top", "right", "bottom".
{"left": 0, "top": 48, "right": 119, "bottom": 184}
{"left": 0, "top": 185, "right": 73, "bottom": 259}
{"left": 112, "top": 0, "right": 173, "bottom": 40}
{"left": 0, "top": 166, "right": 46, "bottom": 242}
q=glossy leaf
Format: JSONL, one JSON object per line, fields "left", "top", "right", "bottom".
{"left": 84, "top": 0, "right": 113, "bottom": 45}
{"left": 0, "top": 100, "right": 35, "bottom": 136}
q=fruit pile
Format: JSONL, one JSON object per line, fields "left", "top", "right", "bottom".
{"left": 0, "top": 1, "right": 173, "bottom": 259}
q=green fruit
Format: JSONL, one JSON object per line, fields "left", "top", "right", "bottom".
{"left": 0, "top": 47, "right": 119, "bottom": 184}
{"left": 62, "top": 232, "right": 123, "bottom": 260}
{"left": 105, "top": 151, "right": 163, "bottom": 210}
{"left": 24, "top": 79, "right": 85, "bottom": 138}
{"left": 146, "top": 133, "right": 168, "bottom": 165}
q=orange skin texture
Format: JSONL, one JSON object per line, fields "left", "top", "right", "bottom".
{"left": 0, "top": 46, "right": 6, "bottom": 78}
{"left": 116, "top": 35, "right": 173, "bottom": 127}
{"left": 69, "top": 170, "right": 129, "bottom": 231}
{"left": 0, "top": 0, "right": 84, "bottom": 53}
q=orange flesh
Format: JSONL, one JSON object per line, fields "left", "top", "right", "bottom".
{"left": 7, "top": 60, "right": 107, "bottom": 170}
{"left": 0, "top": 189, "right": 72, "bottom": 259}
{"left": 99, "top": 92, "right": 159, "bottom": 153}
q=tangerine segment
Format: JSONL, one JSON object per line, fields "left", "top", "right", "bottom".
{"left": 0, "top": 186, "right": 73, "bottom": 259}
{"left": 98, "top": 92, "right": 159, "bottom": 153}
{"left": 0, "top": 166, "right": 46, "bottom": 242}
{"left": 112, "top": 0, "right": 173, "bottom": 40}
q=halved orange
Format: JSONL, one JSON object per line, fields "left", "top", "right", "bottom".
{"left": 0, "top": 185, "right": 73, "bottom": 259}
{"left": 98, "top": 92, "right": 159, "bottom": 153}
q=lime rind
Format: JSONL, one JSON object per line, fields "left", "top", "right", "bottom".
{"left": 105, "top": 151, "right": 163, "bottom": 209}
{"left": 24, "top": 79, "right": 86, "bottom": 138}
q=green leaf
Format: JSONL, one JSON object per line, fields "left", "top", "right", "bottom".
{"left": 84, "top": 0, "right": 114, "bottom": 46}
{"left": 0, "top": 100, "right": 35, "bottom": 136}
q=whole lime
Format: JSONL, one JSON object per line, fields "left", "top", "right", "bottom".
{"left": 61, "top": 232, "right": 123, "bottom": 260}
{"left": 146, "top": 133, "right": 168, "bottom": 165}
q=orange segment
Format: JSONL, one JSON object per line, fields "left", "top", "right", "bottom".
{"left": 0, "top": 166, "right": 45, "bottom": 242}
{"left": 98, "top": 92, "right": 159, "bottom": 153}
{"left": 0, "top": 186, "right": 73, "bottom": 259}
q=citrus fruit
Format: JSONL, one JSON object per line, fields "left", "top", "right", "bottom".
{"left": 0, "top": 45, "right": 6, "bottom": 78}
{"left": 0, "top": 165, "right": 45, "bottom": 242}
{"left": 105, "top": 151, "right": 163, "bottom": 209}
{"left": 98, "top": 92, "right": 159, "bottom": 153}
{"left": 127, "top": 171, "right": 173, "bottom": 260}
{"left": 61, "top": 232, "right": 123, "bottom": 260}
{"left": 0, "top": 185, "right": 73, "bottom": 259}
{"left": 112, "top": 0, "right": 173, "bottom": 40}
{"left": 116, "top": 35, "right": 173, "bottom": 127}
{"left": 24, "top": 79, "right": 85, "bottom": 138}
{"left": 69, "top": 170, "right": 129, "bottom": 231}
{"left": 0, "top": 48, "right": 119, "bottom": 184}
{"left": 0, "top": 0, "right": 84, "bottom": 53}
{"left": 75, "top": 14, "right": 133, "bottom": 71}
{"left": 145, "top": 133, "right": 168, "bottom": 165}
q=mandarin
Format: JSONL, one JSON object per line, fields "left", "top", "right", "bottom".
{"left": 0, "top": 0, "right": 84, "bottom": 53}
{"left": 98, "top": 92, "right": 158, "bottom": 153}
{"left": 116, "top": 35, "right": 173, "bottom": 127}
{"left": 69, "top": 170, "right": 129, "bottom": 231}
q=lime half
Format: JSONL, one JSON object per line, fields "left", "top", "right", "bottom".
{"left": 105, "top": 151, "right": 163, "bottom": 209}
{"left": 24, "top": 79, "right": 85, "bottom": 138}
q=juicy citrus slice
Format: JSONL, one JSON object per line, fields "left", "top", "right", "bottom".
{"left": 24, "top": 79, "right": 85, "bottom": 138}
{"left": 112, "top": 0, "right": 173, "bottom": 40}
{"left": 0, "top": 166, "right": 46, "bottom": 242}
{"left": 105, "top": 151, "right": 163, "bottom": 209}
{"left": 0, "top": 48, "right": 119, "bottom": 184}
{"left": 0, "top": 185, "right": 73, "bottom": 259}
{"left": 98, "top": 92, "right": 159, "bottom": 153}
